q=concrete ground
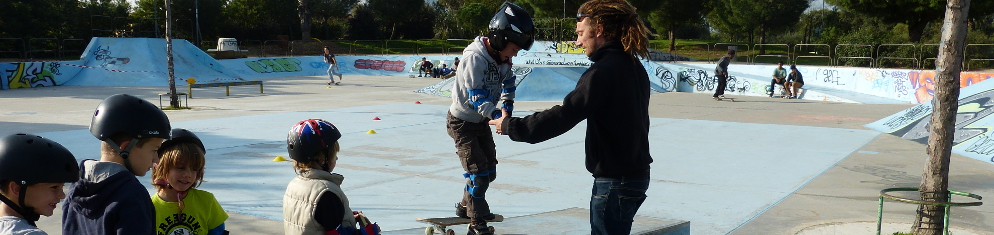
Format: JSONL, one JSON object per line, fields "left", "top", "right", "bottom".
{"left": 3, "top": 74, "right": 992, "bottom": 235}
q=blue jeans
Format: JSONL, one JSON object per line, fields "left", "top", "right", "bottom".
{"left": 590, "top": 176, "right": 649, "bottom": 235}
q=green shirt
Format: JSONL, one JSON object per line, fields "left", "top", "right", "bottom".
{"left": 773, "top": 67, "right": 787, "bottom": 79}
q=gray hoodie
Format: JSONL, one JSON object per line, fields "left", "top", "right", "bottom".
{"left": 448, "top": 36, "right": 517, "bottom": 123}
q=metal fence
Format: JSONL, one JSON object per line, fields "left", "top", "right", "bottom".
{"left": 2, "top": 37, "right": 993, "bottom": 71}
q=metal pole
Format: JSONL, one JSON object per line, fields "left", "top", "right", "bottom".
{"left": 563, "top": 0, "right": 566, "bottom": 19}
{"left": 195, "top": 0, "right": 201, "bottom": 48}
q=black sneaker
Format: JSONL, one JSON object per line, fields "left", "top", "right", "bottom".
{"left": 466, "top": 221, "right": 493, "bottom": 235}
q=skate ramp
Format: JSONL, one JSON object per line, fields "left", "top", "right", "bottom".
{"left": 63, "top": 37, "right": 244, "bottom": 86}
{"left": 867, "top": 78, "right": 994, "bottom": 165}
{"left": 388, "top": 207, "right": 690, "bottom": 235}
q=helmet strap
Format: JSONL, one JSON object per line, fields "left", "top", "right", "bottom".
{"left": 106, "top": 138, "right": 140, "bottom": 175}
{"left": 0, "top": 183, "right": 40, "bottom": 226}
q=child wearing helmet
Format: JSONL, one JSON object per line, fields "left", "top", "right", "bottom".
{"left": 0, "top": 133, "right": 79, "bottom": 235}
{"left": 63, "top": 94, "right": 171, "bottom": 235}
{"left": 151, "top": 129, "right": 228, "bottom": 235}
{"left": 283, "top": 119, "right": 380, "bottom": 235}
{"left": 446, "top": 2, "right": 534, "bottom": 235}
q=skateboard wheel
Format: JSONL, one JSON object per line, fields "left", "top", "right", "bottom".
{"left": 425, "top": 227, "right": 434, "bottom": 235}
{"left": 445, "top": 229, "right": 455, "bottom": 235}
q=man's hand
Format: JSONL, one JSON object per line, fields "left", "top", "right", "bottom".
{"left": 488, "top": 108, "right": 510, "bottom": 135}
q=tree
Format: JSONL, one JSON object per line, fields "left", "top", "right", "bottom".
{"left": 457, "top": 3, "right": 494, "bottom": 37}
{"left": 368, "top": 0, "right": 426, "bottom": 39}
{"left": 516, "top": 0, "right": 585, "bottom": 18}
{"left": 631, "top": 0, "right": 707, "bottom": 52}
{"left": 916, "top": 0, "right": 970, "bottom": 234}
{"left": 709, "top": 0, "right": 808, "bottom": 53}
{"left": 827, "top": 0, "right": 993, "bottom": 43}
{"left": 347, "top": 3, "right": 381, "bottom": 40}
{"left": 299, "top": 0, "right": 313, "bottom": 40}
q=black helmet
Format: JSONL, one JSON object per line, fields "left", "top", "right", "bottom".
{"left": 0, "top": 133, "right": 79, "bottom": 185}
{"left": 0, "top": 133, "right": 79, "bottom": 225}
{"left": 159, "top": 128, "right": 206, "bottom": 155}
{"left": 90, "top": 94, "right": 171, "bottom": 141}
{"left": 487, "top": 2, "right": 535, "bottom": 51}
{"left": 287, "top": 119, "right": 341, "bottom": 162}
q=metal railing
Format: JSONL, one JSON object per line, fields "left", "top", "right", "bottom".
{"left": 919, "top": 44, "right": 940, "bottom": 69}
{"left": 750, "top": 44, "right": 791, "bottom": 64}
{"left": 965, "top": 44, "right": 994, "bottom": 71}
{"left": 713, "top": 43, "right": 750, "bottom": 63}
{"left": 61, "top": 39, "right": 87, "bottom": 59}
{"left": 793, "top": 44, "right": 833, "bottom": 66}
{"left": 876, "top": 44, "right": 918, "bottom": 68}
{"left": 836, "top": 44, "right": 874, "bottom": 67}
{"left": 877, "top": 187, "right": 982, "bottom": 235}
{"left": 0, "top": 38, "right": 25, "bottom": 60}
{"left": 28, "top": 38, "right": 59, "bottom": 60}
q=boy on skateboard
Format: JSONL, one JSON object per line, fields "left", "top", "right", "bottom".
{"left": 446, "top": 2, "right": 534, "bottom": 235}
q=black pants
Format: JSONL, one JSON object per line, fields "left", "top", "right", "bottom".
{"left": 446, "top": 113, "right": 497, "bottom": 222}
{"left": 713, "top": 74, "right": 728, "bottom": 97}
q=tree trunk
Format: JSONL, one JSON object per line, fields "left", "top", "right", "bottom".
{"left": 668, "top": 29, "right": 675, "bottom": 53}
{"left": 759, "top": 23, "right": 766, "bottom": 55}
{"left": 165, "top": 0, "right": 178, "bottom": 108}
{"left": 298, "top": 0, "right": 313, "bottom": 41}
{"left": 390, "top": 23, "right": 397, "bottom": 40}
{"left": 913, "top": 0, "right": 970, "bottom": 235}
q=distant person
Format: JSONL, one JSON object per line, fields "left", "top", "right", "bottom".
{"left": 283, "top": 119, "right": 381, "bottom": 235}
{"left": 419, "top": 57, "right": 434, "bottom": 77}
{"left": 488, "top": 0, "right": 651, "bottom": 234}
{"left": 438, "top": 64, "right": 455, "bottom": 79}
{"left": 715, "top": 49, "right": 735, "bottom": 99}
{"left": 324, "top": 46, "right": 343, "bottom": 86}
{"left": 786, "top": 64, "right": 804, "bottom": 99}
{"left": 769, "top": 61, "right": 787, "bottom": 98}
{"left": 0, "top": 133, "right": 79, "bottom": 235}
{"left": 63, "top": 94, "right": 172, "bottom": 235}
{"left": 453, "top": 57, "right": 460, "bottom": 71}
{"left": 152, "top": 129, "right": 228, "bottom": 235}
{"left": 448, "top": 2, "right": 533, "bottom": 235}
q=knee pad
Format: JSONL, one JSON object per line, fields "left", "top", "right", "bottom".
{"left": 463, "top": 170, "right": 495, "bottom": 198}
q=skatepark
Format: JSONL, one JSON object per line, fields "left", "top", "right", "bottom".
{"left": 2, "top": 38, "right": 994, "bottom": 234}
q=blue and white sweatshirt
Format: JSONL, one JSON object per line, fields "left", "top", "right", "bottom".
{"left": 449, "top": 36, "right": 517, "bottom": 123}
{"left": 62, "top": 160, "right": 155, "bottom": 235}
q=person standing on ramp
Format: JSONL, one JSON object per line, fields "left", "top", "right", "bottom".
{"left": 446, "top": 2, "right": 534, "bottom": 235}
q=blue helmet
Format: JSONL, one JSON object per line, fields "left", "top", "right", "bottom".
{"left": 287, "top": 119, "right": 341, "bottom": 162}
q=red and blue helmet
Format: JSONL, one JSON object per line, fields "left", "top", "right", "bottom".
{"left": 287, "top": 119, "right": 341, "bottom": 162}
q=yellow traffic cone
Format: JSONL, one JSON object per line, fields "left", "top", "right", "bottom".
{"left": 367, "top": 130, "right": 377, "bottom": 134}
{"left": 273, "top": 156, "right": 287, "bottom": 162}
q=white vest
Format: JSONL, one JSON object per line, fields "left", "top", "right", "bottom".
{"left": 283, "top": 170, "right": 356, "bottom": 235}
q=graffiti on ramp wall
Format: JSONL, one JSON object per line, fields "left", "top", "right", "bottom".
{"left": 867, "top": 81, "right": 994, "bottom": 164}
{"left": 1, "top": 62, "right": 60, "bottom": 89}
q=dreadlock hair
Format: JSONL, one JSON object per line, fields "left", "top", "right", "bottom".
{"left": 578, "top": 0, "right": 650, "bottom": 60}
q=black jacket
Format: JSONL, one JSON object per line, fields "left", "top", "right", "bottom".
{"left": 501, "top": 41, "right": 652, "bottom": 178}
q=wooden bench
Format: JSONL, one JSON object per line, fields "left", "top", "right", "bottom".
{"left": 187, "top": 81, "right": 263, "bottom": 98}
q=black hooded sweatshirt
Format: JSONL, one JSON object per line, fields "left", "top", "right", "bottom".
{"left": 501, "top": 41, "right": 652, "bottom": 178}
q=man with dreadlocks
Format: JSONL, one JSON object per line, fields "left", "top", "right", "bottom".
{"left": 488, "top": 0, "right": 652, "bottom": 234}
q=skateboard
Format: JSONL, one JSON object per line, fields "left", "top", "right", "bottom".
{"left": 416, "top": 214, "right": 504, "bottom": 235}
{"left": 713, "top": 97, "right": 735, "bottom": 102}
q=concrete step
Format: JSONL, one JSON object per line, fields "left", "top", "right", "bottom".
{"left": 387, "top": 207, "right": 689, "bottom": 235}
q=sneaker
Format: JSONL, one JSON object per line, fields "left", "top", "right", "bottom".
{"left": 467, "top": 222, "right": 493, "bottom": 235}
{"left": 335, "top": 82, "right": 341, "bottom": 85}
{"left": 719, "top": 95, "right": 725, "bottom": 99}
{"left": 454, "top": 203, "right": 496, "bottom": 220}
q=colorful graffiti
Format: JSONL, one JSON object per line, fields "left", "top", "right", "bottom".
{"left": 355, "top": 59, "right": 405, "bottom": 72}
{"left": 3, "top": 62, "right": 59, "bottom": 89}
{"left": 245, "top": 58, "right": 302, "bottom": 73}
{"left": 909, "top": 71, "right": 993, "bottom": 103}
{"left": 522, "top": 58, "right": 592, "bottom": 66}
{"left": 547, "top": 41, "right": 585, "bottom": 54}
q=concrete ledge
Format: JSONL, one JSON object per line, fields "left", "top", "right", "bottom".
{"left": 387, "top": 207, "right": 689, "bottom": 235}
